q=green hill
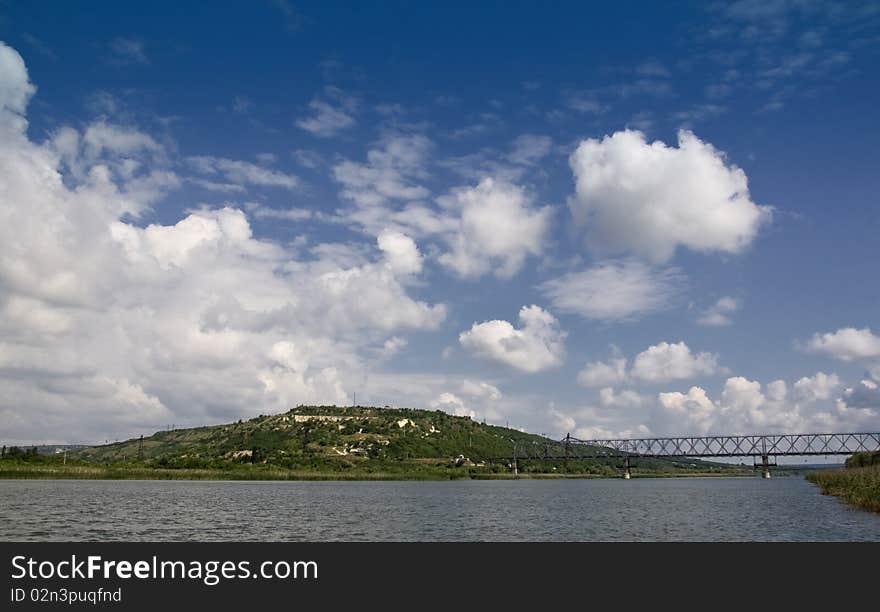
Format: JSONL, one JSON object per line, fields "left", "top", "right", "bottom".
{"left": 54, "top": 405, "right": 742, "bottom": 479}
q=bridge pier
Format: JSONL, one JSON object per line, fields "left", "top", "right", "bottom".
{"left": 758, "top": 454, "right": 774, "bottom": 479}
{"left": 623, "top": 455, "right": 632, "bottom": 480}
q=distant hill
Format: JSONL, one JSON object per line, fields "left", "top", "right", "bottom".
{"left": 72, "top": 405, "right": 740, "bottom": 477}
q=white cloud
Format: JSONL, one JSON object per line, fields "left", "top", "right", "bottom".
{"left": 292, "top": 149, "right": 323, "bottom": 169}
{"left": 631, "top": 341, "right": 721, "bottom": 383}
{"left": 377, "top": 229, "right": 423, "bottom": 275}
{"left": 359, "top": 371, "right": 526, "bottom": 426}
{"left": 296, "top": 89, "right": 357, "bottom": 137}
{"left": 83, "top": 121, "right": 163, "bottom": 158}
{"left": 48, "top": 122, "right": 177, "bottom": 213}
{"left": 839, "top": 377, "right": 880, "bottom": 411}
{"left": 578, "top": 341, "right": 720, "bottom": 388}
{"left": 568, "top": 129, "right": 772, "bottom": 262}
{"left": 807, "top": 327, "right": 880, "bottom": 362}
{"left": 540, "top": 259, "right": 683, "bottom": 321}
{"left": 187, "top": 156, "right": 299, "bottom": 190}
{"left": 333, "top": 134, "right": 430, "bottom": 208}
{"left": 654, "top": 371, "right": 876, "bottom": 435}
{"left": 460, "top": 380, "right": 502, "bottom": 401}
{"left": 381, "top": 336, "right": 408, "bottom": 358}
{"left": 793, "top": 372, "right": 840, "bottom": 402}
{"left": 658, "top": 386, "right": 717, "bottom": 434}
{"left": 428, "top": 380, "right": 504, "bottom": 421}
{"left": 697, "top": 296, "right": 741, "bottom": 327}
{"left": 459, "top": 305, "right": 565, "bottom": 373}
{"left": 438, "top": 178, "right": 552, "bottom": 279}
{"left": 574, "top": 423, "right": 652, "bottom": 441}
{"left": 190, "top": 178, "right": 247, "bottom": 193}
{"left": 599, "top": 387, "right": 645, "bottom": 409}
{"left": 577, "top": 358, "right": 628, "bottom": 388}
{"left": 508, "top": 134, "right": 553, "bottom": 165}
{"left": 427, "top": 379, "right": 505, "bottom": 421}
{"left": 0, "top": 45, "right": 447, "bottom": 443}
{"left": 334, "top": 139, "right": 550, "bottom": 280}
{"left": 246, "top": 203, "right": 314, "bottom": 222}
{"left": 0, "top": 42, "right": 36, "bottom": 132}
{"left": 430, "top": 392, "right": 474, "bottom": 418}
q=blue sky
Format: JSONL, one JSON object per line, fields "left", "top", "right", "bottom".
{"left": 1, "top": 1, "right": 879, "bottom": 445}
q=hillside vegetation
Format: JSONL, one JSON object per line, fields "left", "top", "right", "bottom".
{"left": 2, "top": 406, "right": 745, "bottom": 479}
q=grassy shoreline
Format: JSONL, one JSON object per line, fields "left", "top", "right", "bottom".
{"left": 0, "top": 464, "right": 755, "bottom": 481}
{"left": 806, "top": 465, "right": 880, "bottom": 513}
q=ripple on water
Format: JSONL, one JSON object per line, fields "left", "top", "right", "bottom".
{"left": 0, "top": 477, "right": 879, "bottom": 541}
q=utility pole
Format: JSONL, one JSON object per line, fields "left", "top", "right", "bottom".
{"left": 564, "top": 432, "right": 571, "bottom": 470}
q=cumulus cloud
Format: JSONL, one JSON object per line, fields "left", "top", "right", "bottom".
{"left": 578, "top": 342, "right": 720, "bottom": 388}
{"left": 568, "top": 129, "right": 772, "bottom": 262}
{"left": 697, "top": 296, "right": 741, "bottom": 327}
{"left": 459, "top": 305, "right": 565, "bottom": 373}
{"left": 793, "top": 372, "right": 840, "bottom": 402}
{"left": 334, "top": 137, "right": 550, "bottom": 280}
{"left": 565, "top": 367, "right": 876, "bottom": 440}
{"left": 430, "top": 392, "right": 473, "bottom": 418}
{"left": 539, "top": 259, "right": 683, "bottom": 321}
{"left": 654, "top": 371, "right": 875, "bottom": 435}
{"left": 807, "top": 327, "right": 880, "bottom": 362}
{"left": 577, "top": 358, "right": 628, "bottom": 388}
{"left": 631, "top": 341, "right": 721, "bottom": 383}
{"left": 0, "top": 44, "right": 447, "bottom": 443}
{"left": 377, "top": 229, "right": 423, "bottom": 275}
{"left": 0, "top": 42, "right": 36, "bottom": 132}
{"left": 46, "top": 121, "right": 178, "bottom": 214}
{"left": 657, "top": 386, "right": 718, "bottom": 434}
{"left": 437, "top": 178, "right": 552, "bottom": 279}
{"left": 429, "top": 379, "right": 504, "bottom": 420}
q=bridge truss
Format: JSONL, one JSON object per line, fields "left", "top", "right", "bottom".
{"left": 565, "top": 432, "right": 880, "bottom": 458}
{"left": 475, "top": 432, "right": 880, "bottom": 479}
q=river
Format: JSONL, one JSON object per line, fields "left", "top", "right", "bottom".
{"left": 2, "top": 477, "right": 878, "bottom": 541}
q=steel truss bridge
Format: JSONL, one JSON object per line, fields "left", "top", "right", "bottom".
{"left": 475, "top": 432, "right": 880, "bottom": 479}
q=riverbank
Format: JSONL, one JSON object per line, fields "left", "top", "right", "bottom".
{"left": 806, "top": 465, "right": 880, "bottom": 513}
{"left": 0, "top": 464, "right": 755, "bottom": 481}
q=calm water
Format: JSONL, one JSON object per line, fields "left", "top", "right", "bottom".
{"left": 1, "top": 477, "right": 879, "bottom": 541}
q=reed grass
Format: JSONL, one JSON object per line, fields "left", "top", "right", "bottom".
{"left": 806, "top": 465, "right": 880, "bottom": 513}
